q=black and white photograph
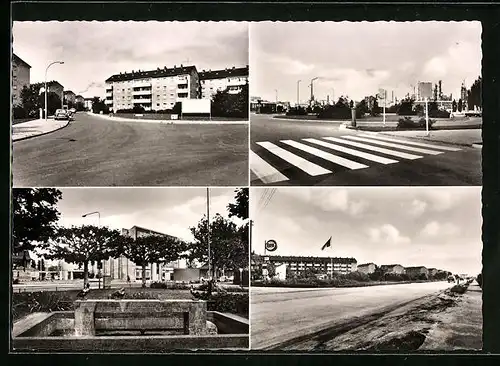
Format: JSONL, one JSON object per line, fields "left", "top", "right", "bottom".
{"left": 11, "top": 187, "right": 249, "bottom": 351}
{"left": 250, "top": 21, "right": 482, "bottom": 186}
{"left": 12, "top": 21, "right": 249, "bottom": 187}
{"left": 250, "top": 187, "right": 482, "bottom": 351}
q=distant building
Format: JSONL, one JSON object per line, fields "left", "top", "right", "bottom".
{"left": 75, "top": 95, "right": 84, "bottom": 105}
{"left": 46, "top": 81, "right": 64, "bottom": 102}
{"left": 199, "top": 65, "right": 249, "bottom": 99}
{"left": 12, "top": 53, "right": 31, "bottom": 106}
{"left": 405, "top": 266, "right": 429, "bottom": 277}
{"left": 105, "top": 64, "right": 200, "bottom": 112}
{"left": 427, "top": 268, "right": 438, "bottom": 277}
{"left": 380, "top": 264, "right": 405, "bottom": 274}
{"left": 63, "top": 90, "right": 76, "bottom": 105}
{"left": 274, "top": 263, "right": 287, "bottom": 281}
{"left": 357, "top": 263, "right": 376, "bottom": 274}
{"left": 84, "top": 97, "right": 94, "bottom": 111}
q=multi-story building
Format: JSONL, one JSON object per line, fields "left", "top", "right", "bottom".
{"left": 98, "top": 225, "right": 186, "bottom": 282}
{"left": 105, "top": 65, "right": 199, "bottom": 112}
{"left": 380, "top": 264, "right": 405, "bottom": 274}
{"left": 405, "top": 266, "right": 429, "bottom": 277}
{"left": 63, "top": 90, "right": 76, "bottom": 106}
{"left": 357, "top": 262, "right": 376, "bottom": 274}
{"left": 46, "top": 80, "right": 64, "bottom": 102}
{"left": 84, "top": 97, "right": 94, "bottom": 111}
{"left": 75, "top": 95, "right": 84, "bottom": 106}
{"left": 199, "top": 66, "right": 249, "bottom": 99}
{"left": 12, "top": 53, "right": 31, "bottom": 106}
{"left": 427, "top": 268, "right": 438, "bottom": 277}
{"left": 252, "top": 254, "right": 357, "bottom": 279}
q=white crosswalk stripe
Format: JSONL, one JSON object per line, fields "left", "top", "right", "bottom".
{"left": 255, "top": 141, "right": 331, "bottom": 176}
{"left": 250, "top": 150, "right": 288, "bottom": 184}
{"left": 342, "top": 135, "right": 444, "bottom": 155}
{"left": 251, "top": 134, "right": 462, "bottom": 184}
{"left": 281, "top": 140, "right": 368, "bottom": 170}
{"left": 303, "top": 138, "right": 399, "bottom": 165}
{"left": 358, "top": 134, "right": 463, "bottom": 151}
{"left": 323, "top": 137, "right": 422, "bottom": 160}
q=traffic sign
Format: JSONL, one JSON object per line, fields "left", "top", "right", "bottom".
{"left": 265, "top": 239, "right": 278, "bottom": 252}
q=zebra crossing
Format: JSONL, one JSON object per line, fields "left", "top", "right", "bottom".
{"left": 250, "top": 133, "right": 463, "bottom": 184}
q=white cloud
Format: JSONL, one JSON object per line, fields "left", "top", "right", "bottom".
{"left": 408, "top": 199, "right": 428, "bottom": 217}
{"left": 421, "top": 221, "right": 460, "bottom": 237}
{"left": 368, "top": 224, "right": 410, "bottom": 245}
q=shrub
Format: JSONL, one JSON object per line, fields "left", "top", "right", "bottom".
{"left": 429, "top": 109, "right": 450, "bottom": 118}
{"left": 286, "top": 107, "right": 308, "bottom": 116}
{"left": 397, "top": 117, "right": 435, "bottom": 130}
{"left": 317, "top": 104, "right": 352, "bottom": 120}
{"left": 449, "top": 284, "right": 467, "bottom": 294}
{"left": 345, "top": 271, "right": 370, "bottom": 282}
{"left": 418, "top": 273, "right": 429, "bottom": 281}
{"left": 150, "top": 281, "right": 189, "bottom": 290}
{"left": 11, "top": 291, "right": 73, "bottom": 321}
{"left": 207, "top": 293, "right": 248, "bottom": 317}
{"left": 417, "top": 118, "right": 435, "bottom": 129}
{"left": 383, "top": 273, "right": 405, "bottom": 282}
{"left": 476, "top": 273, "right": 482, "bottom": 288}
{"left": 13, "top": 105, "right": 27, "bottom": 120}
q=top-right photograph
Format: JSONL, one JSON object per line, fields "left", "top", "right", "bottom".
{"left": 250, "top": 21, "right": 482, "bottom": 186}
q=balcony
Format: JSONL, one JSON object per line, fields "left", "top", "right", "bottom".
{"left": 133, "top": 81, "right": 152, "bottom": 88}
{"left": 177, "top": 93, "right": 189, "bottom": 99}
{"left": 133, "top": 98, "right": 151, "bottom": 104}
{"left": 132, "top": 89, "right": 152, "bottom": 96}
{"left": 177, "top": 84, "right": 188, "bottom": 90}
{"left": 106, "top": 91, "right": 113, "bottom": 97}
{"left": 104, "top": 99, "right": 113, "bottom": 105}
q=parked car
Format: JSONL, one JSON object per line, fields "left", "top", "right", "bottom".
{"left": 54, "top": 109, "right": 69, "bottom": 120}
{"left": 69, "top": 108, "right": 76, "bottom": 114}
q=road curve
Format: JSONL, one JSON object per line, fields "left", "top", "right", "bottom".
{"left": 13, "top": 113, "right": 248, "bottom": 187}
{"left": 250, "top": 281, "right": 452, "bottom": 349}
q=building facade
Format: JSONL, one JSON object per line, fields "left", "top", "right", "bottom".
{"left": 105, "top": 65, "right": 199, "bottom": 112}
{"left": 199, "top": 66, "right": 249, "bottom": 99}
{"left": 357, "top": 263, "right": 376, "bottom": 274}
{"left": 46, "top": 81, "right": 64, "bottom": 102}
{"left": 380, "top": 264, "right": 405, "bottom": 274}
{"left": 84, "top": 97, "right": 94, "bottom": 111}
{"left": 12, "top": 53, "right": 31, "bottom": 107}
{"left": 405, "top": 266, "right": 429, "bottom": 277}
{"left": 75, "top": 95, "right": 84, "bottom": 105}
{"left": 63, "top": 90, "right": 76, "bottom": 106}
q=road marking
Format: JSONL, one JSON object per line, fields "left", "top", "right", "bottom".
{"left": 281, "top": 140, "right": 369, "bottom": 170}
{"left": 256, "top": 141, "right": 331, "bottom": 176}
{"left": 323, "top": 137, "right": 422, "bottom": 160}
{"left": 342, "top": 135, "right": 444, "bottom": 155}
{"left": 250, "top": 150, "right": 289, "bottom": 184}
{"left": 358, "top": 134, "right": 463, "bottom": 151}
{"left": 304, "top": 138, "right": 399, "bottom": 165}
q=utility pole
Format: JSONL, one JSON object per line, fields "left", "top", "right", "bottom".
{"left": 296, "top": 80, "right": 301, "bottom": 107}
{"left": 207, "top": 188, "right": 211, "bottom": 280}
{"left": 310, "top": 77, "right": 319, "bottom": 105}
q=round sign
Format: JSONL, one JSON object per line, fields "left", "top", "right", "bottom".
{"left": 265, "top": 239, "right": 278, "bottom": 252}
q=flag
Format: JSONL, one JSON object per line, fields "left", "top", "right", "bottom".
{"left": 321, "top": 237, "right": 332, "bottom": 250}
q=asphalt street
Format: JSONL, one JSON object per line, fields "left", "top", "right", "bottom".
{"left": 250, "top": 114, "right": 481, "bottom": 186}
{"left": 250, "top": 281, "right": 452, "bottom": 349}
{"left": 13, "top": 113, "right": 249, "bottom": 186}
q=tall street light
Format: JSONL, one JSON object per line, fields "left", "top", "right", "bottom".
{"left": 310, "top": 77, "right": 319, "bottom": 105}
{"left": 296, "top": 80, "right": 302, "bottom": 107}
{"left": 82, "top": 211, "right": 102, "bottom": 287}
{"left": 274, "top": 89, "right": 278, "bottom": 113}
{"left": 206, "top": 188, "right": 211, "bottom": 280}
{"left": 45, "top": 61, "right": 64, "bottom": 121}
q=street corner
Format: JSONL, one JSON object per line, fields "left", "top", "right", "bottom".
{"left": 12, "top": 119, "right": 71, "bottom": 142}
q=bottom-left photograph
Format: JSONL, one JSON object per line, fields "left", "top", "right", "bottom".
{"left": 11, "top": 187, "right": 249, "bottom": 352}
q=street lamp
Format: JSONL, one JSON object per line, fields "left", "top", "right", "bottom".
{"left": 82, "top": 211, "right": 102, "bottom": 287}
{"left": 45, "top": 61, "right": 64, "bottom": 121}
{"left": 296, "top": 80, "right": 302, "bottom": 107}
{"left": 310, "top": 77, "right": 319, "bottom": 104}
{"left": 274, "top": 89, "right": 278, "bottom": 113}
{"left": 239, "top": 268, "right": 244, "bottom": 288}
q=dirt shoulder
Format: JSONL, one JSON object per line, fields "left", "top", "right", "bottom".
{"left": 278, "top": 283, "right": 482, "bottom": 351}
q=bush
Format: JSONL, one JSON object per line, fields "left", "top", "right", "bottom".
{"left": 149, "top": 281, "right": 189, "bottom": 290}
{"left": 397, "top": 117, "right": 435, "bottom": 130}
{"left": 13, "top": 105, "right": 27, "bottom": 120}
{"left": 207, "top": 293, "right": 248, "bottom": 317}
{"left": 476, "top": 273, "right": 482, "bottom": 288}
{"left": 345, "top": 271, "right": 370, "bottom": 282}
{"left": 317, "top": 105, "right": 352, "bottom": 120}
{"left": 450, "top": 284, "right": 468, "bottom": 294}
{"left": 383, "top": 273, "right": 405, "bottom": 282}
{"left": 132, "top": 105, "right": 146, "bottom": 114}
{"left": 11, "top": 291, "right": 73, "bottom": 321}
{"left": 418, "top": 273, "right": 429, "bottom": 281}
{"left": 429, "top": 109, "right": 450, "bottom": 118}
{"left": 286, "top": 106, "right": 308, "bottom": 116}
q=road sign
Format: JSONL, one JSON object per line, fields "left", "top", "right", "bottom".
{"left": 265, "top": 239, "right": 278, "bottom": 252}
{"left": 418, "top": 82, "right": 433, "bottom": 100}
{"left": 377, "top": 88, "right": 387, "bottom": 100}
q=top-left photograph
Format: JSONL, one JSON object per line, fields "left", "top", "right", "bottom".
{"left": 11, "top": 21, "right": 249, "bottom": 187}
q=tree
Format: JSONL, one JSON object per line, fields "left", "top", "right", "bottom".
{"left": 91, "top": 97, "right": 110, "bottom": 114}
{"left": 397, "top": 97, "right": 415, "bottom": 115}
{"left": 211, "top": 82, "right": 249, "bottom": 118}
{"left": 227, "top": 188, "right": 249, "bottom": 220}
{"left": 20, "top": 84, "right": 43, "bottom": 117}
{"left": 452, "top": 99, "right": 457, "bottom": 112}
{"left": 458, "top": 98, "right": 463, "bottom": 112}
{"left": 467, "top": 76, "right": 482, "bottom": 111}
{"left": 45, "top": 225, "right": 124, "bottom": 288}
{"left": 118, "top": 234, "right": 186, "bottom": 288}
{"left": 13, "top": 188, "right": 62, "bottom": 254}
{"left": 187, "top": 214, "right": 248, "bottom": 279}
{"left": 38, "top": 91, "right": 62, "bottom": 117}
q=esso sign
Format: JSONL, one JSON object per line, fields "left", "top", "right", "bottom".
{"left": 265, "top": 240, "right": 278, "bottom": 252}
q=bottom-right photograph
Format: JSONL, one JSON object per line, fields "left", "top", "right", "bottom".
{"left": 249, "top": 187, "right": 482, "bottom": 352}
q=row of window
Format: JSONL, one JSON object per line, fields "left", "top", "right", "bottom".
{"left": 201, "top": 77, "right": 247, "bottom": 83}
{"left": 111, "top": 76, "right": 189, "bottom": 85}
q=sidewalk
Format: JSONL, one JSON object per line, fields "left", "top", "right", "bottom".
{"left": 373, "top": 129, "right": 482, "bottom": 148}
{"left": 91, "top": 112, "right": 248, "bottom": 125}
{"left": 12, "top": 118, "right": 70, "bottom": 142}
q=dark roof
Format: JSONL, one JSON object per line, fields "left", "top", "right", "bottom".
{"left": 130, "top": 225, "right": 177, "bottom": 239}
{"left": 199, "top": 66, "right": 249, "bottom": 80}
{"left": 254, "top": 254, "right": 357, "bottom": 264}
{"left": 75, "top": 95, "right": 84, "bottom": 100}
{"left": 405, "top": 266, "right": 427, "bottom": 270}
{"left": 380, "top": 264, "right": 403, "bottom": 268}
{"left": 357, "top": 263, "right": 376, "bottom": 267}
{"left": 47, "top": 80, "right": 64, "bottom": 88}
{"left": 63, "top": 90, "right": 75, "bottom": 95}
{"left": 105, "top": 65, "right": 197, "bottom": 83}
{"left": 13, "top": 53, "right": 31, "bottom": 68}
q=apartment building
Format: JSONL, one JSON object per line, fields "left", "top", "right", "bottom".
{"left": 63, "top": 90, "right": 76, "bottom": 105}
{"left": 105, "top": 65, "right": 199, "bottom": 112}
{"left": 357, "top": 262, "right": 376, "bottom": 274}
{"left": 84, "top": 97, "right": 94, "bottom": 111}
{"left": 199, "top": 66, "right": 249, "bottom": 99}
{"left": 75, "top": 95, "right": 84, "bottom": 105}
{"left": 97, "top": 225, "right": 186, "bottom": 282}
{"left": 253, "top": 254, "right": 357, "bottom": 279}
{"left": 380, "top": 264, "right": 405, "bottom": 274}
{"left": 46, "top": 81, "right": 64, "bottom": 102}
{"left": 12, "top": 53, "right": 31, "bottom": 106}
{"left": 405, "top": 266, "right": 429, "bottom": 277}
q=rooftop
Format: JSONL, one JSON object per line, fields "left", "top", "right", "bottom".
{"left": 199, "top": 66, "right": 249, "bottom": 80}
{"left": 381, "top": 264, "right": 403, "bottom": 268}
{"left": 254, "top": 254, "right": 357, "bottom": 264}
{"left": 12, "top": 53, "right": 31, "bottom": 68}
{"left": 105, "top": 65, "right": 197, "bottom": 83}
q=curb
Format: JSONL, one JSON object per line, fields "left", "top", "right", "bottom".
{"left": 12, "top": 120, "right": 71, "bottom": 142}
{"left": 376, "top": 132, "right": 477, "bottom": 148}
{"left": 91, "top": 113, "right": 248, "bottom": 125}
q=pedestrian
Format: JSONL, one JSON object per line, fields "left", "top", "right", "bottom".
{"left": 127, "top": 275, "right": 130, "bottom": 284}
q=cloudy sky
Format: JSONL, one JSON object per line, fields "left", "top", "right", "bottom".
{"left": 250, "top": 21, "right": 481, "bottom": 103}
{"left": 12, "top": 21, "right": 248, "bottom": 98}
{"left": 54, "top": 187, "right": 245, "bottom": 243}
{"left": 251, "top": 187, "right": 482, "bottom": 275}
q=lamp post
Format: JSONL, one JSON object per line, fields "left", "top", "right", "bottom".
{"left": 207, "top": 188, "right": 211, "bottom": 280}
{"left": 82, "top": 211, "right": 101, "bottom": 288}
{"left": 44, "top": 61, "right": 64, "bottom": 121}
{"left": 274, "top": 89, "right": 278, "bottom": 113}
{"left": 296, "top": 80, "right": 301, "bottom": 107}
{"left": 239, "top": 268, "right": 244, "bottom": 288}
{"left": 310, "top": 77, "right": 319, "bottom": 105}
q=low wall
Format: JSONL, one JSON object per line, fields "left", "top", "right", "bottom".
{"left": 113, "top": 113, "right": 174, "bottom": 120}
{"left": 208, "top": 311, "right": 249, "bottom": 335}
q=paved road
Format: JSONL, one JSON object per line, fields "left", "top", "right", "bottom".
{"left": 13, "top": 113, "right": 248, "bottom": 186}
{"left": 250, "top": 281, "right": 452, "bottom": 349}
{"left": 250, "top": 114, "right": 481, "bottom": 186}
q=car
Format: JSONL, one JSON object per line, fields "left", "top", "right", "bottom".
{"left": 70, "top": 108, "right": 76, "bottom": 114}
{"left": 54, "top": 109, "right": 69, "bottom": 120}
